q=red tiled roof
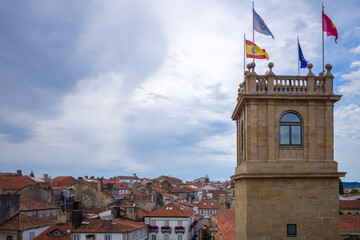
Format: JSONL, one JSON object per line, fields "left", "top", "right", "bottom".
{"left": 194, "top": 214, "right": 204, "bottom": 221}
{"left": 51, "top": 176, "right": 77, "bottom": 187}
{"left": 0, "top": 175, "right": 37, "bottom": 190}
{"left": 137, "top": 208, "right": 150, "bottom": 219}
{"left": 198, "top": 199, "right": 220, "bottom": 210}
{"left": 20, "top": 198, "right": 60, "bottom": 211}
{"left": 0, "top": 214, "right": 54, "bottom": 231}
{"left": 212, "top": 208, "right": 235, "bottom": 240}
{"left": 182, "top": 202, "right": 197, "bottom": 208}
{"left": 117, "top": 175, "right": 140, "bottom": 180}
{"left": 340, "top": 200, "right": 360, "bottom": 209}
{"left": 34, "top": 223, "right": 71, "bottom": 240}
{"left": 72, "top": 218, "right": 147, "bottom": 233}
{"left": 340, "top": 214, "right": 360, "bottom": 231}
{"left": 145, "top": 202, "right": 195, "bottom": 218}
{"left": 161, "top": 193, "right": 185, "bottom": 200}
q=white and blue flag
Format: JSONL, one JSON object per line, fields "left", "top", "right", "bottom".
{"left": 253, "top": 9, "right": 274, "bottom": 39}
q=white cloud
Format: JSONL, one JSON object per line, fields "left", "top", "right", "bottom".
{"left": 350, "top": 61, "right": 360, "bottom": 68}
{"left": 335, "top": 104, "right": 360, "bottom": 139}
{"left": 351, "top": 45, "right": 360, "bottom": 54}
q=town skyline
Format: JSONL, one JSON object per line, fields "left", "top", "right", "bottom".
{"left": 1, "top": 0, "right": 360, "bottom": 181}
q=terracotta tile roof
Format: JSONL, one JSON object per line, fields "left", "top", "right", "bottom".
{"left": 212, "top": 208, "right": 235, "bottom": 240}
{"left": 137, "top": 208, "right": 150, "bottom": 219}
{"left": 20, "top": 198, "right": 60, "bottom": 211}
{"left": 50, "top": 177, "right": 77, "bottom": 187}
{"left": 194, "top": 214, "right": 204, "bottom": 221}
{"left": 340, "top": 214, "right": 360, "bottom": 231}
{"left": 34, "top": 223, "right": 71, "bottom": 240}
{"left": 340, "top": 200, "right": 360, "bottom": 209}
{"left": 182, "top": 202, "right": 197, "bottom": 208}
{"left": 112, "top": 218, "right": 147, "bottom": 231}
{"left": 0, "top": 214, "right": 54, "bottom": 231}
{"left": 72, "top": 218, "right": 147, "bottom": 233}
{"left": 144, "top": 202, "right": 195, "bottom": 218}
{"left": 152, "top": 186, "right": 167, "bottom": 193}
{"left": 161, "top": 192, "right": 185, "bottom": 200}
{"left": 117, "top": 175, "right": 140, "bottom": 180}
{"left": 0, "top": 175, "right": 37, "bottom": 190}
{"left": 198, "top": 199, "right": 220, "bottom": 210}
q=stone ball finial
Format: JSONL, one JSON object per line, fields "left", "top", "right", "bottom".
{"left": 268, "top": 62, "right": 274, "bottom": 69}
{"left": 319, "top": 71, "right": 324, "bottom": 76}
{"left": 247, "top": 63, "right": 252, "bottom": 70}
{"left": 250, "top": 62, "right": 256, "bottom": 69}
{"left": 325, "top": 63, "right": 332, "bottom": 71}
{"left": 307, "top": 63, "right": 313, "bottom": 70}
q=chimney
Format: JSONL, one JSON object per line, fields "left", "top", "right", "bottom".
{"left": 43, "top": 173, "right": 49, "bottom": 179}
{"left": 125, "top": 206, "right": 139, "bottom": 221}
{"left": 78, "top": 177, "right": 83, "bottom": 182}
{"left": 146, "top": 182, "right": 152, "bottom": 195}
{"left": 71, "top": 210, "right": 83, "bottom": 229}
{"left": 97, "top": 177, "right": 103, "bottom": 192}
{"left": 219, "top": 194, "right": 227, "bottom": 211}
{"left": 16, "top": 170, "right": 22, "bottom": 176}
{"left": 111, "top": 206, "right": 121, "bottom": 218}
{"left": 0, "top": 194, "right": 20, "bottom": 225}
{"left": 57, "top": 212, "right": 69, "bottom": 224}
{"left": 133, "top": 173, "right": 137, "bottom": 177}
{"left": 30, "top": 171, "right": 34, "bottom": 178}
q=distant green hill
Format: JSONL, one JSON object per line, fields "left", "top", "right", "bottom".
{"left": 343, "top": 182, "right": 360, "bottom": 188}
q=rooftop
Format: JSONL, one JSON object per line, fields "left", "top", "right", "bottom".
{"left": 0, "top": 214, "right": 54, "bottom": 231}
{"left": 145, "top": 202, "right": 195, "bottom": 218}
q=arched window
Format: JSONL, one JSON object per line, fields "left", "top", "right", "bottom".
{"left": 279, "top": 112, "right": 302, "bottom": 146}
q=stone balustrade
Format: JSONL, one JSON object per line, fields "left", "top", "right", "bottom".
{"left": 238, "top": 62, "right": 334, "bottom": 96}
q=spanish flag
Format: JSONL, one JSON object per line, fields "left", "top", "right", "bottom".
{"left": 245, "top": 40, "right": 269, "bottom": 60}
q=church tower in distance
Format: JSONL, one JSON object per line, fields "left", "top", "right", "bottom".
{"left": 231, "top": 62, "right": 345, "bottom": 239}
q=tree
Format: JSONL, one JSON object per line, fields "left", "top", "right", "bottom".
{"left": 339, "top": 179, "right": 344, "bottom": 195}
{"left": 349, "top": 188, "right": 359, "bottom": 194}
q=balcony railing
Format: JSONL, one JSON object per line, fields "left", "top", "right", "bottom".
{"left": 161, "top": 226, "right": 172, "bottom": 233}
{"left": 149, "top": 226, "right": 158, "bottom": 233}
{"left": 238, "top": 62, "right": 334, "bottom": 95}
{"left": 175, "top": 226, "right": 185, "bottom": 233}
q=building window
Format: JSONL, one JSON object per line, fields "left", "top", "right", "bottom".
{"left": 164, "top": 220, "right": 169, "bottom": 227}
{"left": 28, "top": 212, "right": 32, "bottom": 216}
{"left": 279, "top": 112, "right": 302, "bottom": 146}
{"left": 287, "top": 224, "right": 297, "bottom": 237}
{"left": 53, "top": 210, "right": 57, "bottom": 215}
{"left": 7, "top": 236, "right": 13, "bottom": 240}
{"left": 38, "top": 211, "right": 43, "bottom": 217}
{"left": 74, "top": 234, "right": 80, "bottom": 240}
{"left": 151, "top": 235, "right": 156, "bottom": 240}
{"left": 177, "top": 235, "right": 182, "bottom": 240}
{"left": 46, "top": 210, "right": 50, "bottom": 216}
{"left": 177, "top": 220, "right": 182, "bottom": 227}
{"left": 29, "top": 232, "right": 35, "bottom": 240}
{"left": 150, "top": 220, "right": 156, "bottom": 226}
{"left": 241, "top": 121, "right": 244, "bottom": 151}
{"left": 164, "top": 235, "right": 169, "bottom": 240}
{"left": 104, "top": 235, "right": 111, "bottom": 240}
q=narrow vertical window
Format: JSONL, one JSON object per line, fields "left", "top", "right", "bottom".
{"left": 279, "top": 112, "right": 302, "bottom": 146}
{"left": 241, "top": 121, "right": 244, "bottom": 151}
{"left": 287, "top": 224, "right": 297, "bottom": 237}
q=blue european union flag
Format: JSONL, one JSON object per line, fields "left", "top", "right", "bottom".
{"left": 298, "top": 43, "right": 308, "bottom": 68}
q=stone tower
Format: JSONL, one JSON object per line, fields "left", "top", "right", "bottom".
{"left": 231, "top": 62, "right": 345, "bottom": 239}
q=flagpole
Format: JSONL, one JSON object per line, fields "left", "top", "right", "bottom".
{"left": 252, "top": 1, "right": 255, "bottom": 64}
{"left": 244, "top": 33, "right": 246, "bottom": 76}
{"left": 297, "top": 36, "right": 300, "bottom": 76}
{"left": 322, "top": 2, "right": 325, "bottom": 73}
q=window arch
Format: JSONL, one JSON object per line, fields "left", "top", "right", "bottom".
{"left": 279, "top": 112, "right": 302, "bottom": 146}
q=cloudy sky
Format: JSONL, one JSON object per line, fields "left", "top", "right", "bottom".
{"left": 0, "top": 0, "right": 359, "bottom": 181}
